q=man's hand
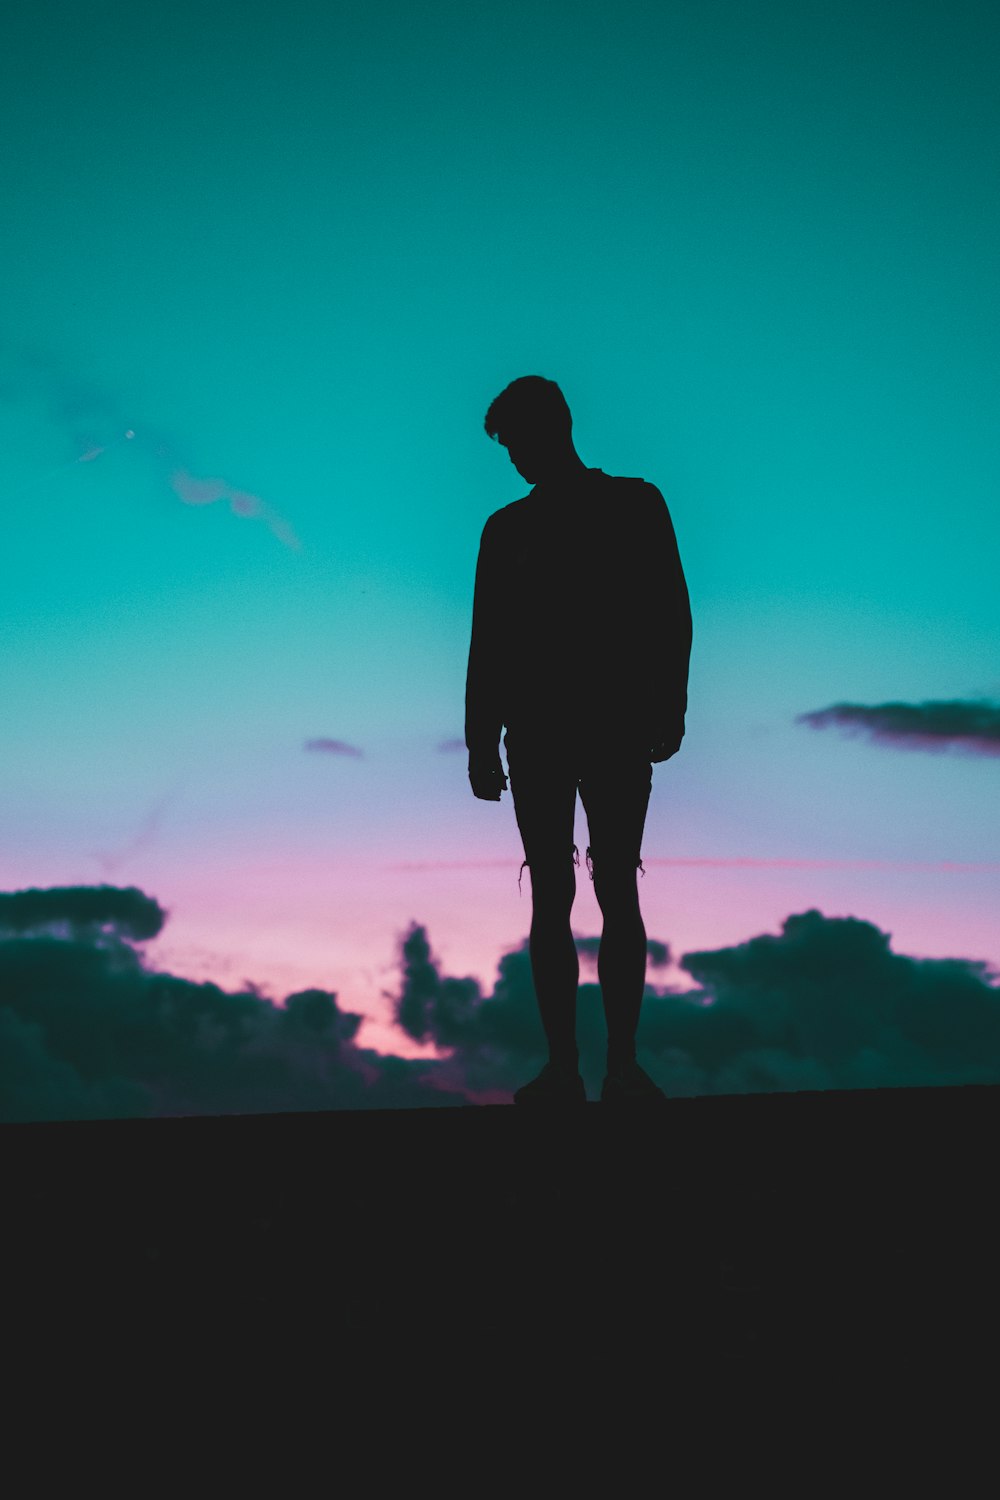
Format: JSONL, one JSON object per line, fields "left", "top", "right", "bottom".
{"left": 649, "top": 719, "right": 685, "bottom": 763}
{"left": 469, "top": 753, "right": 509, "bottom": 801}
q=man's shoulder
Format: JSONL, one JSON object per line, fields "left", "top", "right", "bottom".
{"left": 481, "top": 474, "right": 664, "bottom": 535}
{"left": 485, "top": 494, "right": 529, "bottom": 525}
{"left": 593, "top": 471, "right": 664, "bottom": 503}
{"left": 481, "top": 495, "right": 530, "bottom": 543}
{"left": 493, "top": 473, "right": 661, "bottom": 506}
{"left": 612, "top": 473, "right": 664, "bottom": 500}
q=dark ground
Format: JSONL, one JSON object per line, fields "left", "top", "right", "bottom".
{"left": 4, "top": 1083, "right": 998, "bottom": 1418}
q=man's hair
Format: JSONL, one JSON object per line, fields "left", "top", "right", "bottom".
{"left": 484, "top": 375, "right": 573, "bottom": 445}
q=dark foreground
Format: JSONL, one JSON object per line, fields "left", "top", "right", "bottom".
{"left": 5, "top": 1083, "right": 998, "bottom": 1400}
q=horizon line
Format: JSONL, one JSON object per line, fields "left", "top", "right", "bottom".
{"left": 382, "top": 857, "right": 1000, "bottom": 873}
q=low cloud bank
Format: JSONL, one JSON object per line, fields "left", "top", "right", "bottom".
{"left": 391, "top": 908, "right": 1000, "bottom": 1101}
{"left": 3, "top": 883, "right": 998, "bottom": 1123}
{"left": 0, "top": 883, "right": 467, "bottom": 1122}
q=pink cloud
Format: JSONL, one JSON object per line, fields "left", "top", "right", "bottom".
{"left": 169, "top": 467, "right": 301, "bottom": 550}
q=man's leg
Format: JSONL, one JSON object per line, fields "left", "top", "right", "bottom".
{"left": 579, "top": 750, "right": 656, "bottom": 1082}
{"left": 590, "top": 858, "right": 647, "bottom": 1072}
{"left": 505, "top": 730, "right": 586, "bottom": 1102}
{"left": 527, "top": 851, "right": 580, "bottom": 1069}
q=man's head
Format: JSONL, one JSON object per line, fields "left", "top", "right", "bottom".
{"left": 484, "top": 375, "right": 581, "bottom": 484}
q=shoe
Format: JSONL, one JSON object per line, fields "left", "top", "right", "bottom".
{"left": 600, "top": 1059, "right": 668, "bottom": 1106}
{"left": 513, "top": 1061, "right": 587, "bottom": 1106}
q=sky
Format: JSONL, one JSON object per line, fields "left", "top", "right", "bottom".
{"left": 1, "top": 0, "right": 999, "bottom": 1118}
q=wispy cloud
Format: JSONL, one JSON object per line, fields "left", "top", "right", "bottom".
{"left": 303, "top": 738, "right": 365, "bottom": 758}
{"left": 167, "top": 466, "right": 301, "bottom": 551}
{"left": 90, "top": 775, "right": 188, "bottom": 878}
{"left": 0, "top": 335, "right": 301, "bottom": 550}
{"left": 796, "top": 698, "right": 1000, "bottom": 755}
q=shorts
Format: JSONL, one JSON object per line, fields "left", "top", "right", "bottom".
{"left": 503, "top": 727, "right": 653, "bottom": 894}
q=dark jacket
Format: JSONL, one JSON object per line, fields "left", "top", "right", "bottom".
{"left": 465, "top": 467, "right": 692, "bottom": 758}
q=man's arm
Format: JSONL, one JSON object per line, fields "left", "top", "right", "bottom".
{"left": 642, "top": 485, "right": 692, "bottom": 760}
{"left": 465, "top": 514, "right": 508, "bottom": 798}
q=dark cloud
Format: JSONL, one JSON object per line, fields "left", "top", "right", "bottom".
{"left": 575, "top": 934, "right": 671, "bottom": 967}
{"left": 303, "top": 738, "right": 365, "bottom": 757}
{"left": 673, "top": 910, "right": 1000, "bottom": 1092}
{"left": 796, "top": 698, "right": 1000, "bottom": 755}
{"left": 383, "top": 923, "right": 565, "bottom": 1101}
{"left": 388, "top": 909, "right": 1000, "bottom": 1101}
{"left": 0, "top": 884, "right": 470, "bottom": 1123}
{"left": 0, "top": 1004, "right": 150, "bottom": 1125}
{"left": 4, "top": 885, "right": 1000, "bottom": 1123}
{"left": 0, "top": 884, "right": 166, "bottom": 942}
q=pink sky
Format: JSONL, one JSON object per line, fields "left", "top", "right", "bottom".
{"left": 4, "top": 838, "right": 997, "bottom": 1062}
{"left": 2, "top": 835, "right": 997, "bottom": 1069}
{"left": 128, "top": 849, "right": 1000, "bottom": 1058}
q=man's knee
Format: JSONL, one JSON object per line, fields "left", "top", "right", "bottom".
{"left": 588, "top": 847, "right": 645, "bottom": 898}
{"left": 524, "top": 847, "right": 579, "bottom": 906}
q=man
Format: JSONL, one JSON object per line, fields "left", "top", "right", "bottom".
{"left": 465, "top": 375, "right": 692, "bottom": 1106}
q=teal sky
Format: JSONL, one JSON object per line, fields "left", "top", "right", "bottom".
{"left": 2, "top": 0, "right": 998, "bottom": 1054}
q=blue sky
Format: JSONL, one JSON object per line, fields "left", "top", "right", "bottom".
{"left": 1, "top": 0, "right": 998, "bottom": 1085}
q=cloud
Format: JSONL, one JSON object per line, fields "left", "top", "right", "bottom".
{"left": 0, "top": 883, "right": 167, "bottom": 942}
{"left": 437, "top": 739, "right": 466, "bottom": 753}
{"left": 382, "top": 922, "right": 557, "bottom": 1102}
{"left": 0, "top": 340, "right": 125, "bottom": 453}
{"left": 0, "top": 1004, "right": 150, "bottom": 1125}
{"left": 0, "top": 334, "right": 301, "bottom": 550}
{"left": 672, "top": 909, "right": 1000, "bottom": 1092}
{"left": 303, "top": 738, "right": 365, "bottom": 757}
{"left": 387, "top": 909, "right": 1000, "bottom": 1101}
{"left": 0, "top": 883, "right": 471, "bottom": 1123}
{"left": 796, "top": 698, "right": 1000, "bottom": 755}
{"left": 4, "top": 885, "right": 1000, "bottom": 1123}
{"left": 90, "top": 776, "right": 188, "bottom": 878}
{"left": 167, "top": 466, "right": 301, "bottom": 551}
{"left": 575, "top": 934, "right": 671, "bottom": 967}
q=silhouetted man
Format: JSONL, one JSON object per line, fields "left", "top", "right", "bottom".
{"left": 466, "top": 375, "right": 692, "bottom": 1105}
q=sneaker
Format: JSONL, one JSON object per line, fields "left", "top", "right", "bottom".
{"left": 513, "top": 1061, "right": 587, "bottom": 1106}
{"left": 600, "top": 1059, "right": 668, "bottom": 1106}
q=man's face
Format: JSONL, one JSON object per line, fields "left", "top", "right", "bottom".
{"left": 502, "top": 433, "right": 557, "bottom": 483}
